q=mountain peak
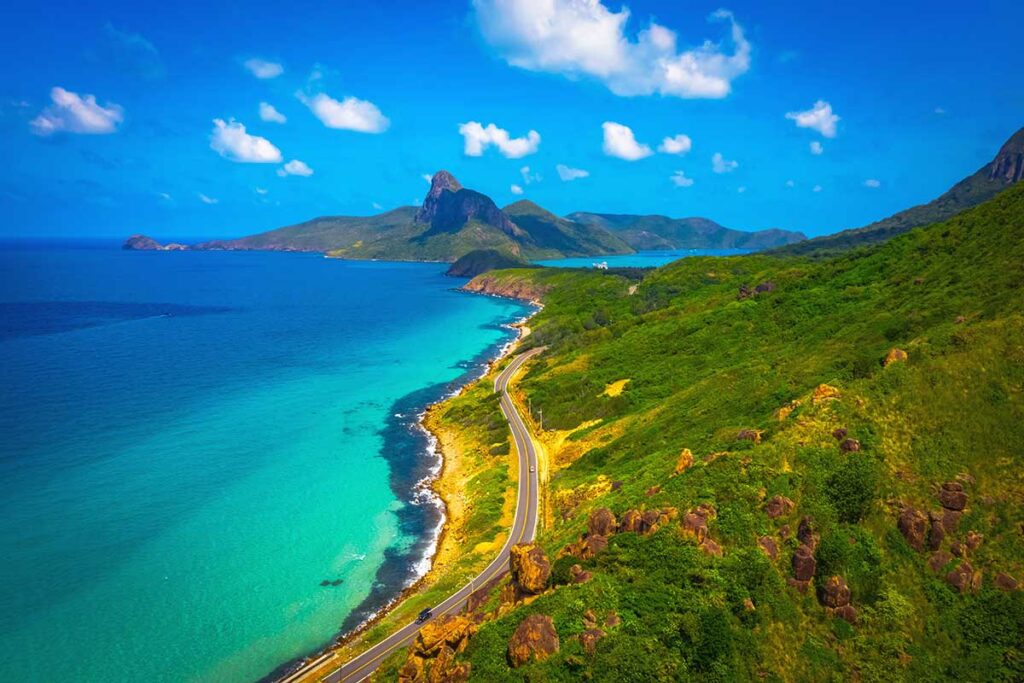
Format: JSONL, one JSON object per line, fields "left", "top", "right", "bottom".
{"left": 988, "top": 126, "right": 1024, "bottom": 184}
{"left": 416, "top": 170, "right": 464, "bottom": 224}
{"left": 414, "top": 170, "right": 519, "bottom": 236}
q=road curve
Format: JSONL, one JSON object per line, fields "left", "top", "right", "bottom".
{"left": 278, "top": 347, "right": 543, "bottom": 683}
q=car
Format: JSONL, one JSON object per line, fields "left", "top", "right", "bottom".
{"left": 416, "top": 608, "right": 432, "bottom": 624}
{"left": 529, "top": 465, "right": 535, "bottom": 473}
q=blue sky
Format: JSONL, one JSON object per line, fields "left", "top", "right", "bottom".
{"left": 1, "top": 0, "right": 1022, "bottom": 239}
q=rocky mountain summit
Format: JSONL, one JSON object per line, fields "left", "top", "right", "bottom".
{"left": 415, "top": 170, "right": 521, "bottom": 238}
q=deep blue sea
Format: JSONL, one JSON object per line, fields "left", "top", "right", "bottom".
{"left": 536, "top": 248, "right": 751, "bottom": 269}
{"left": 0, "top": 242, "right": 528, "bottom": 682}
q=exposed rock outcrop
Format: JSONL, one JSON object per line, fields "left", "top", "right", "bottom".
{"left": 995, "top": 572, "right": 1020, "bottom": 591}
{"left": 758, "top": 535, "right": 779, "bottom": 560}
{"left": 765, "top": 495, "right": 795, "bottom": 519}
{"left": 839, "top": 438, "right": 861, "bottom": 452}
{"left": 736, "top": 429, "right": 762, "bottom": 443}
{"left": 400, "top": 614, "right": 476, "bottom": 683}
{"left": 938, "top": 481, "right": 968, "bottom": 511}
{"left": 898, "top": 507, "right": 929, "bottom": 551}
{"left": 883, "top": 348, "right": 908, "bottom": 366}
{"left": 674, "top": 448, "right": 694, "bottom": 474}
{"left": 792, "top": 544, "right": 817, "bottom": 583}
{"left": 416, "top": 170, "right": 519, "bottom": 237}
{"left": 508, "top": 614, "right": 559, "bottom": 667}
{"left": 946, "top": 561, "right": 981, "bottom": 593}
{"left": 588, "top": 508, "right": 617, "bottom": 537}
{"left": 509, "top": 543, "right": 551, "bottom": 595}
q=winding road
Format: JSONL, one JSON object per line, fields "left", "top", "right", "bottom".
{"left": 278, "top": 347, "right": 543, "bottom": 683}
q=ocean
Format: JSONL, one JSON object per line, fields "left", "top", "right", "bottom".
{"left": 0, "top": 242, "right": 529, "bottom": 682}
{"left": 535, "top": 248, "right": 752, "bottom": 269}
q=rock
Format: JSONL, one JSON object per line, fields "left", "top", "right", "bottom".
{"left": 946, "top": 561, "right": 978, "bottom": 593}
{"left": 792, "top": 544, "right": 817, "bottom": 581}
{"left": 965, "top": 530, "right": 984, "bottom": 552}
{"left": 938, "top": 482, "right": 968, "bottom": 511}
{"left": 581, "top": 535, "right": 608, "bottom": 558}
{"left": 787, "top": 578, "right": 810, "bottom": 593}
{"left": 604, "top": 611, "right": 621, "bottom": 628}
{"left": 955, "top": 315, "right": 966, "bottom": 324}
{"left": 737, "top": 284, "right": 753, "bottom": 300}
{"left": 928, "top": 551, "right": 953, "bottom": 573}
{"left": 884, "top": 348, "right": 909, "bottom": 367}
{"left": 995, "top": 572, "right": 1019, "bottom": 591}
{"left": 579, "top": 629, "right": 605, "bottom": 655}
{"left": 832, "top": 605, "right": 858, "bottom": 624}
{"left": 645, "top": 485, "right": 661, "bottom": 497}
{"left": 398, "top": 654, "right": 425, "bottom": 682}
{"left": 508, "top": 614, "right": 559, "bottom": 667}
{"left": 797, "top": 516, "right": 819, "bottom": 550}
{"left": 743, "top": 598, "right": 756, "bottom": 612}
{"left": 569, "top": 564, "right": 592, "bottom": 584}
{"left": 700, "top": 538, "right": 723, "bottom": 557}
{"left": 319, "top": 580, "right": 331, "bottom": 586}
{"left": 610, "top": 480, "right": 623, "bottom": 492}
{"left": 641, "top": 509, "right": 662, "bottom": 530}
{"left": 758, "top": 536, "right": 779, "bottom": 560}
{"left": 415, "top": 615, "right": 476, "bottom": 658}
{"left": 330, "top": 579, "right": 344, "bottom": 586}
{"left": 681, "top": 510, "right": 711, "bottom": 543}
{"left": 587, "top": 508, "right": 617, "bottom": 537}
{"left": 898, "top": 507, "right": 929, "bottom": 552}
{"left": 736, "top": 429, "right": 762, "bottom": 443}
{"left": 813, "top": 384, "right": 841, "bottom": 403}
{"left": 779, "top": 524, "right": 791, "bottom": 539}
{"left": 415, "top": 170, "right": 518, "bottom": 236}
{"left": 942, "top": 509, "right": 962, "bottom": 534}
{"left": 765, "top": 495, "right": 795, "bottom": 519}
{"left": 582, "top": 609, "right": 598, "bottom": 629}
{"left": 674, "top": 448, "right": 695, "bottom": 474}
{"left": 754, "top": 281, "right": 776, "bottom": 294}
{"left": 928, "top": 510, "right": 946, "bottom": 550}
{"left": 619, "top": 509, "right": 644, "bottom": 533}
{"left": 951, "top": 540, "right": 966, "bottom": 558}
{"left": 818, "top": 575, "right": 851, "bottom": 608}
{"left": 509, "top": 543, "right": 551, "bottom": 595}
{"left": 832, "top": 427, "right": 848, "bottom": 441}
{"left": 839, "top": 438, "right": 861, "bottom": 452}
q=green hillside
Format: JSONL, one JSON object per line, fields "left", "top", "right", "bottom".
{"left": 503, "top": 200, "right": 633, "bottom": 258}
{"left": 774, "top": 126, "right": 1024, "bottom": 257}
{"left": 568, "top": 211, "right": 807, "bottom": 250}
{"left": 413, "top": 183, "right": 1024, "bottom": 680}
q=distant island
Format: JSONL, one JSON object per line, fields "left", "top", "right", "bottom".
{"left": 123, "top": 170, "right": 806, "bottom": 266}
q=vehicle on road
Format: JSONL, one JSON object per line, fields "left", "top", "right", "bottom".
{"left": 416, "top": 608, "right": 432, "bottom": 624}
{"left": 530, "top": 465, "right": 535, "bottom": 473}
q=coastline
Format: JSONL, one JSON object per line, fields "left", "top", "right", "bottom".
{"left": 269, "top": 292, "right": 538, "bottom": 682}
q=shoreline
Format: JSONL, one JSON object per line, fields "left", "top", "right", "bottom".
{"left": 268, "top": 293, "right": 538, "bottom": 682}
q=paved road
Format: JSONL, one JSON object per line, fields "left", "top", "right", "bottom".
{"left": 278, "top": 347, "right": 543, "bottom": 683}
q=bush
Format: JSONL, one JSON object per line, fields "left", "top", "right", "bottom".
{"left": 825, "top": 455, "right": 879, "bottom": 523}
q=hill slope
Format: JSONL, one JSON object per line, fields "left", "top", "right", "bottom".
{"left": 503, "top": 200, "right": 633, "bottom": 258}
{"left": 403, "top": 183, "right": 1024, "bottom": 681}
{"left": 568, "top": 211, "right": 807, "bottom": 250}
{"left": 775, "top": 125, "right": 1024, "bottom": 256}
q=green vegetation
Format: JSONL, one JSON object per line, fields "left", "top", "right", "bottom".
{"left": 445, "top": 249, "right": 534, "bottom": 278}
{"left": 436, "top": 182, "right": 1024, "bottom": 680}
{"left": 568, "top": 211, "right": 806, "bottom": 250}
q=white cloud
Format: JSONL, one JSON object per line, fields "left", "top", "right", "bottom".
{"left": 277, "top": 159, "right": 314, "bottom": 177}
{"left": 157, "top": 192, "right": 172, "bottom": 201}
{"left": 711, "top": 152, "right": 737, "bottom": 173}
{"left": 670, "top": 170, "right": 694, "bottom": 187}
{"left": 813, "top": 184, "right": 822, "bottom": 193}
{"left": 459, "top": 121, "right": 540, "bottom": 158}
{"left": 210, "top": 118, "right": 282, "bottom": 163}
{"left": 602, "top": 121, "right": 652, "bottom": 160}
{"left": 244, "top": 58, "right": 283, "bottom": 79}
{"left": 30, "top": 87, "right": 124, "bottom": 136}
{"left": 786, "top": 100, "right": 839, "bottom": 138}
{"left": 737, "top": 186, "right": 746, "bottom": 193}
{"left": 556, "top": 164, "right": 589, "bottom": 181}
{"left": 298, "top": 92, "right": 389, "bottom": 133}
{"left": 198, "top": 193, "right": 218, "bottom": 204}
{"left": 934, "top": 106, "right": 947, "bottom": 115}
{"left": 520, "top": 165, "right": 541, "bottom": 184}
{"left": 259, "top": 102, "right": 287, "bottom": 124}
{"left": 422, "top": 173, "right": 433, "bottom": 184}
{"left": 785, "top": 179, "right": 795, "bottom": 188}
{"left": 255, "top": 187, "right": 269, "bottom": 195}
{"left": 810, "top": 140, "right": 823, "bottom": 155}
{"left": 658, "top": 134, "right": 692, "bottom": 155}
{"left": 510, "top": 184, "right": 524, "bottom": 195}
{"left": 372, "top": 201, "right": 384, "bottom": 210}
{"left": 474, "top": 2, "right": 750, "bottom": 99}
{"left": 864, "top": 178, "right": 881, "bottom": 188}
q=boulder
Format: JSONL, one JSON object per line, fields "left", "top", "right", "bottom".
{"left": 797, "top": 516, "right": 819, "bottom": 550}
{"left": 641, "top": 509, "right": 662, "bottom": 530}
{"left": 938, "top": 481, "right": 967, "bottom": 511}
{"left": 928, "top": 551, "right": 953, "bottom": 573}
{"left": 965, "top": 530, "right": 984, "bottom": 551}
{"left": 579, "top": 629, "right": 605, "bottom": 655}
{"left": 941, "top": 509, "right": 962, "bottom": 534}
{"left": 765, "top": 495, "right": 795, "bottom": 519}
{"left": 604, "top": 612, "right": 621, "bottom": 628}
{"left": 839, "top": 438, "right": 861, "bottom": 452}
{"left": 415, "top": 615, "right": 476, "bottom": 658}
{"left": 927, "top": 510, "right": 946, "bottom": 550}
{"left": 674, "top": 448, "right": 695, "bottom": 474}
{"left": 645, "top": 485, "right": 661, "bottom": 497}
{"left": 832, "top": 427, "right": 848, "bottom": 441}
{"left": 398, "top": 654, "right": 426, "bottom": 683}
{"left": 509, "top": 543, "right": 551, "bottom": 595}
{"left": 508, "top": 614, "right": 559, "bottom": 667}
{"left": 758, "top": 536, "right": 779, "bottom": 560}
{"left": 792, "top": 544, "right": 817, "bottom": 582}
{"left": 946, "top": 561, "right": 978, "bottom": 593}
{"left": 619, "top": 509, "right": 645, "bottom": 534}
{"left": 700, "top": 538, "right": 724, "bottom": 557}
{"left": 813, "top": 384, "right": 841, "bottom": 403}
{"left": 569, "top": 564, "right": 592, "bottom": 584}
{"left": 898, "top": 507, "right": 928, "bottom": 552}
{"left": 737, "top": 429, "right": 762, "bottom": 444}
{"left": 588, "top": 508, "right": 617, "bottom": 537}
{"left": 818, "top": 575, "right": 851, "bottom": 608}
{"left": 743, "top": 598, "right": 756, "bottom": 612}
{"left": 832, "top": 605, "right": 858, "bottom": 624}
{"left": 754, "top": 281, "right": 776, "bottom": 294}
{"left": 883, "top": 348, "right": 909, "bottom": 367}
{"left": 994, "top": 572, "right": 1019, "bottom": 591}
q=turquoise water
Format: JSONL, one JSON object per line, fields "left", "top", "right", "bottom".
{"left": 535, "top": 248, "right": 751, "bottom": 269}
{"left": 0, "top": 243, "right": 528, "bottom": 682}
